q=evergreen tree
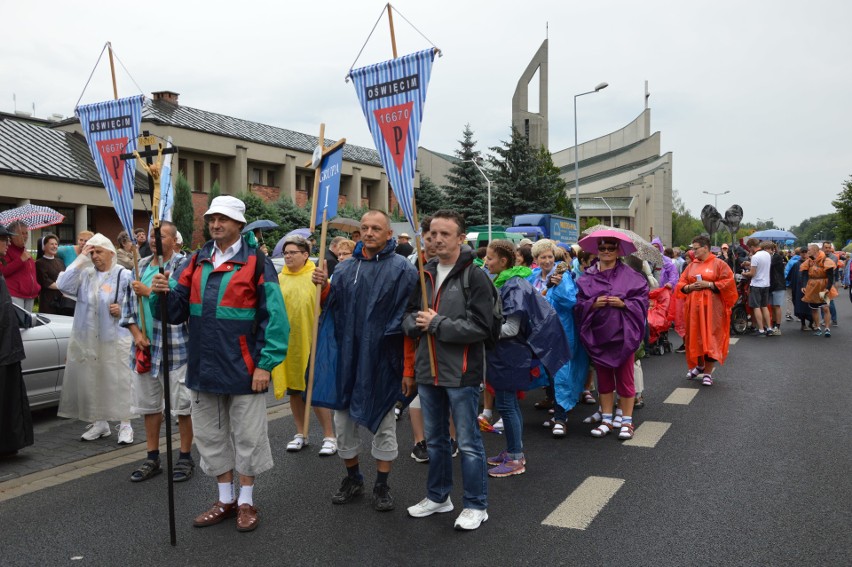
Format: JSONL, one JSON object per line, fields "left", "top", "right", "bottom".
{"left": 414, "top": 175, "right": 449, "bottom": 216}
{"left": 203, "top": 180, "right": 221, "bottom": 241}
{"left": 488, "top": 128, "right": 565, "bottom": 224}
{"left": 172, "top": 172, "right": 195, "bottom": 249}
{"left": 444, "top": 124, "right": 488, "bottom": 226}
{"left": 831, "top": 175, "right": 852, "bottom": 244}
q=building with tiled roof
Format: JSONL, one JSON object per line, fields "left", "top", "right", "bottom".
{"left": 1, "top": 92, "right": 411, "bottom": 247}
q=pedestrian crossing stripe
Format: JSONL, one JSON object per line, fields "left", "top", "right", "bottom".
{"left": 621, "top": 421, "right": 671, "bottom": 448}
{"left": 664, "top": 388, "right": 699, "bottom": 405}
{"left": 541, "top": 476, "right": 625, "bottom": 530}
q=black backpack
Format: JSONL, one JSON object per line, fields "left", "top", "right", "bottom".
{"left": 461, "top": 264, "right": 503, "bottom": 350}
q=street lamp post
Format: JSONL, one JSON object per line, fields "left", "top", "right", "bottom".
{"left": 593, "top": 196, "right": 614, "bottom": 227}
{"left": 702, "top": 189, "right": 730, "bottom": 245}
{"left": 574, "top": 82, "right": 609, "bottom": 229}
{"left": 464, "top": 158, "right": 493, "bottom": 243}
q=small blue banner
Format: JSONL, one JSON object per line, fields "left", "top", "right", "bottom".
{"left": 315, "top": 145, "right": 344, "bottom": 226}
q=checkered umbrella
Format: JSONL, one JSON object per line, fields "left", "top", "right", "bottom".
{"left": 0, "top": 204, "right": 65, "bottom": 230}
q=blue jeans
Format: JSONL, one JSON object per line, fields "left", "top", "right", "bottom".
{"left": 829, "top": 299, "right": 837, "bottom": 323}
{"left": 494, "top": 389, "right": 524, "bottom": 460}
{"left": 418, "top": 383, "right": 488, "bottom": 510}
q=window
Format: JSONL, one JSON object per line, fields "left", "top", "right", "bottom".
{"left": 194, "top": 160, "right": 204, "bottom": 192}
{"left": 361, "top": 183, "right": 370, "bottom": 199}
{"left": 210, "top": 163, "right": 220, "bottom": 185}
{"left": 267, "top": 170, "right": 275, "bottom": 187}
{"left": 178, "top": 158, "right": 187, "bottom": 177}
{"left": 303, "top": 173, "right": 313, "bottom": 190}
{"left": 251, "top": 168, "right": 263, "bottom": 184}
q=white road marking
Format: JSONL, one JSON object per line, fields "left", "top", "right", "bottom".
{"left": 541, "top": 476, "right": 625, "bottom": 530}
{"left": 729, "top": 337, "right": 739, "bottom": 344}
{"left": 664, "top": 387, "right": 699, "bottom": 405}
{"left": 622, "top": 421, "right": 671, "bottom": 448}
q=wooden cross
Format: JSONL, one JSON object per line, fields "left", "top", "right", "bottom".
{"left": 120, "top": 131, "right": 178, "bottom": 227}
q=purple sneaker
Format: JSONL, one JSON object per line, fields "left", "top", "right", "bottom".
{"left": 488, "top": 459, "right": 526, "bottom": 478}
{"left": 486, "top": 450, "right": 507, "bottom": 467}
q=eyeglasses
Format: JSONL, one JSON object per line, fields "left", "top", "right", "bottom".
{"left": 282, "top": 251, "right": 306, "bottom": 256}
{"left": 597, "top": 245, "right": 618, "bottom": 252}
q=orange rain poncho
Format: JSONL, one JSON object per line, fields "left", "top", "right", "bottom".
{"left": 675, "top": 253, "right": 738, "bottom": 369}
{"left": 800, "top": 251, "right": 838, "bottom": 304}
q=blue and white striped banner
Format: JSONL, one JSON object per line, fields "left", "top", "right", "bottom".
{"left": 159, "top": 136, "right": 175, "bottom": 222}
{"left": 350, "top": 49, "right": 436, "bottom": 229}
{"left": 75, "top": 95, "right": 144, "bottom": 236}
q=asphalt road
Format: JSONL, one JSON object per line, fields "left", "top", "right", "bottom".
{"left": 1, "top": 302, "right": 850, "bottom": 566}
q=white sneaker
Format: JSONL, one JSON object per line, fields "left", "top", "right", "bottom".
{"left": 81, "top": 421, "right": 111, "bottom": 441}
{"left": 492, "top": 418, "right": 504, "bottom": 432}
{"left": 117, "top": 424, "right": 134, "bottom": 445}
{"left": 454, "top": 508, "right": 488, "bottom": 530}
{"left": 407, "top": 497, "right": 454, "bottom": 518}
{"left": 286, "top": 434, "right": 308, "bottom": 452}
{"left": 318, "top": 437, "right": 337, "bottom": 456}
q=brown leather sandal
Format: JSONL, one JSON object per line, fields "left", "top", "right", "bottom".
{"left": 618, "top": 422, "right": 635, "bottom": 440}
{"left": 591, "top": 422, "right": 615, "bottom": 438}
{"left": 237, "top": 504, "right": 259, "bottom": 532}
{"left": 193, "top": 501, "right": 237, "bottom": 527}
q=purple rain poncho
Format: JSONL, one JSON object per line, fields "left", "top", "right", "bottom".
{"left": 574, "top": 260, "right": 648, "bottom": 369}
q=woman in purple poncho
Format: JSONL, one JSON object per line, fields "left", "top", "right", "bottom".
{"left": 574, "top": 237, "right": 648, "bottom": 440}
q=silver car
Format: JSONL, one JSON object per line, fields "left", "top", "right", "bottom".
{"left": 14, "top": 304, "right": 73, "bottom": 410}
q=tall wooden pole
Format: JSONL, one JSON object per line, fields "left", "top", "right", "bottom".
{"left": 107, "top": 42, "right": 119, "bottom": 100}
{"left": 387, "top": 4, "right": 436, "bottom": 378}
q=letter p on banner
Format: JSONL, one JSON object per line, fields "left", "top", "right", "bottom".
{"left": 350, "top": 49, "right": 436, "bottom": 229}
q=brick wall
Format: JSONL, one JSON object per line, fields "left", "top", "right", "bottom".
{"left": 250, "top": 184, "right": 281, "bottom": 203}
{"left": 296, "top": 190, "right": 309, "bottom": 208}
{"left": 190, "top": 192, "right": 209, "bottom": 248}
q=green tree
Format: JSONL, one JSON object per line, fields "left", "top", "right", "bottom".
{"left": 415, "top": 175, "right": 449, "bottom": 216}
{"left": 831, "top": 175, "right": 852, "bottom": 244}
{"left": 670, "top": 190, "right": 705, "bottom": 248}
{"left": 203, "top": 180, "right": 221, "bottom": 241}
{"left": 171, "top": 172, "right": 195, "bottom": 249}
{"left": 790, "top": 213, "right": 840, "bottom": 247}
{"left": 444, "top": 124, "right": 488, "bottom": 226}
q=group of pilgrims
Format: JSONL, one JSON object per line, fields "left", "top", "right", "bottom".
{"left": 1, "top": 197, "right": 747, "bottom": 532}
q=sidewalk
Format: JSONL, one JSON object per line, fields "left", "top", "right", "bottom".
{"left": 0, "top": 391, "right": 289, "bottom": 488}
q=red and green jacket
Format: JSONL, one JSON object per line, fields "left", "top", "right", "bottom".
{"left": 156, "top": 237, "right": 289, "bottom": 395}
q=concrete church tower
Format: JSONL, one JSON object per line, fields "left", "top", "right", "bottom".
{"left": 512, "top": 39, "right": 548, "bottom": 150}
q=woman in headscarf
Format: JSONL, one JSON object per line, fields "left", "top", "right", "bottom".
{"left": 270, "top": 236, "right": 336, "bottom": 455}
{"left": 56, "top": 233, "right": 136, "bottom": 442}
{"left": 675, "top": 235, "right": 738, "bottom": 386}
{"left": 575, "top": 234, "right": 648, "bottom": 440}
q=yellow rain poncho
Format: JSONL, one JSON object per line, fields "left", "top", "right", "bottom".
{"left": 271, "top": 260, "right": 317, "bottom": 399}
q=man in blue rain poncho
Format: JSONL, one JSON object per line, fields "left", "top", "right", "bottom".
{"left": 311, "top": 210, "right": 418, "bottom": 512}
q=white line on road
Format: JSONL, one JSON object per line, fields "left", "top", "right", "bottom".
{"left": 622, "top": 421, "right": 671, "bottom": 448}
{"left": 664, "top": 387, "right": 699, "bottom": 405}
{"left": 729, "top": 337, "right": 740, "bottom": 344}
{"left": 541, "top": 476, "right": 625, "bottom": 530}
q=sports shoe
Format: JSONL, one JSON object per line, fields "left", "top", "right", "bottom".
{"left": 813, "top": 327, "right": 824, "bottom": 336}
{"left": 454, "top": 508, "right": 488, "bottom": 531}
{"left": 451, "top": 438, "right": 459, "bottom": 458}
{"left": 488, "top": 459, "right": 525, "bottom": 478}
{"left": 286, "top": 434, "right": 308, "bottom": 452}
{"left": 824, "top": 329, "right": 831, "bottom": 338}
{"left": 393, "top": 400, "right": 404, "bottom": 421}
{"left": 487, "top": 450, "right": 526, "bottom": 467}
{"left": 117, "top": 424, "right": 134, "bottom": 445}
{"left": 331, "top": 476, "right": 364, "bottom": 505}
{"left": 81, "top": 421, "right": 111, "bottom": 441}
{"left": 372, "top": 484, "right": 395, "bottom": 511}
{"left": 785, "top": 314, "right": 794, "bottom": 321}
{"left": 318, "top": 437, "right": 337, "bottom": 456}
{"left": 772, "top": 327, "right": 782, "bottom": 336}
{"left": 765, "top": 328, "right": 775, "bottom": 337}
{"left": 492, "top": 418, "right": 504, "bottom": 432}
{"left": 411, "top": 440, "right": 429, "bottom": 463}
{"left": 407, "top": 497, "right": 453, "bottom": 518}
{"left": 675, "top": 343, "right": 686, "bottom": 353}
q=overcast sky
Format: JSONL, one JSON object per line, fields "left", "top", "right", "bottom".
{"left": 3, "top": 0, "right": 850, "bottom": 231}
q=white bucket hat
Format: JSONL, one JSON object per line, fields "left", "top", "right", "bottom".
{"left": 204, "top": 195, "right": 247, "bottom": 224}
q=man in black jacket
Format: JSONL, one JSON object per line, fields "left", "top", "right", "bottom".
{"left": 402, "top": 210, "right": 492, "bottom": 531}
